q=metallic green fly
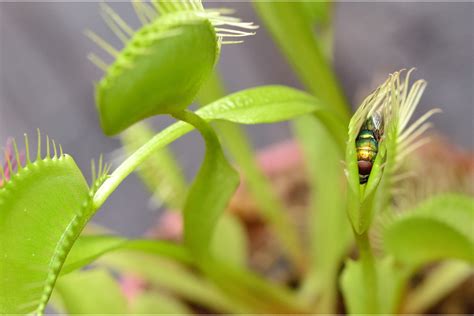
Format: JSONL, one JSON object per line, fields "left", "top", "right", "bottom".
{"left": 356, "top": 111, "right": 383, "bottom": 184}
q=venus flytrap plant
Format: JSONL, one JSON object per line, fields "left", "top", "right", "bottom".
{"left": 0, "top": 2, "right": 257, "bottom": 311}
{"left": 0, "top": 131, "right": 110, "bottom": 314}
{"left": 88, "top": 1, "right": 256, "bottom": 135}
{"left": 3, "top": 1, "right": 473, "bottom": 314}
{"left": 342, "top": 69, "right": 445, "bottom": 314}
{"left": 346, "top": 70, "right": 442, "bottom": 234}
{"left": 86, "top": 1, "right": 259, "bottom": 261}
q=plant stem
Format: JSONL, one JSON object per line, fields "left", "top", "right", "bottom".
{"left": 121, "top": 122, "right": 188, "bottom": 209}
{"left": 197, "top": 71, "right": 305, "bottom": 270}
{"left": 92, "top": 110, "right": 218, "bottom": 211}
{"left": 92, "top": 120, "right": 191, "bottom": 211}
{"left": 355, "top": 230, "right": 378, "bottom": 314}
{"left": 170, "top": 110, "right": 217, "bottom": 150}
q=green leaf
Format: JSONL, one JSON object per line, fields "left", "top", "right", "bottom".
{"left": 199, "top": 85, "right": 337, "bottom": 127}
{"left": 384, "top": 194, "right": 474, "bottom": 265}
{"left": 99, "top": 251, "right": 244, "bottom": 312}
{"left": 63, "top": 234, "right": 297, "bottom": 313}
{"left": 131, "top": 291, "right": 192, "bottom": 314}
{"left": 202, "top": 259, "right": 310, "bottom": 313}
{"left": 54, "top": 269, "right": 127, "bottom": 314}
{"left": 171, "top": 110, "right": 239, "bottom": 258}
{"left": 0, "top": 138, "right": 92, "bottom": 314}
{"left": 210, "top": 213, "right": 248, "bottom": 267}
{"left": 198, "top": 85, "right": 347, "bottom": 150}
{"left": 121, "top": 122, "right": 187, "bottom": 209}
{"left": 62, "top": 235, "right": 191, "bottom": 275}
{"left": 96, "top": 11, "right": 217, "bottom": 135}
{"left": 299, "top": 1, "right": 333, "bottom": 26}
{"left": 340, "top": 257, "right": 407, "bottom": 314}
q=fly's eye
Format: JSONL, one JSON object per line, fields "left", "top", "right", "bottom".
{"left": 358, "top": 160, "right": 373, "bottom": 175}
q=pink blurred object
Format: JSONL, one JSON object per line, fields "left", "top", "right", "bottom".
{"left": 148, "top": 211, "right": 183, "bottom": 241}
{"left": 255, "top": 140, "right": 302, "bottom": 175}
{"left": 120, "top": 274, "right": 147, "bottom": 303}
{"left": 230, "top": 140, "right": 305, "bottom": 222}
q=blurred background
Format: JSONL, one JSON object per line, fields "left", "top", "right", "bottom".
{"left": 1, "top": 1, "right": 472, "bottom": 236}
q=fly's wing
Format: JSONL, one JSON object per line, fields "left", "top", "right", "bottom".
{"left": 360, "top": 109, "right": 383, "bottom": 137}
{"left": 370, "top": 111, "right": 384, "bottom": 140}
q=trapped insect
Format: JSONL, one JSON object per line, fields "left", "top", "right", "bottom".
{"left": 356, "top": 110, "right": 383, "bottom": 184}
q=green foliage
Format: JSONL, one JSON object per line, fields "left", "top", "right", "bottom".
{"left": 253, "top": 2, "right": 350, "bottom": 312}
{"left": 341, "top": 257, "right": 407, "bottom": 314}
{"left": 2, "top": 1, "right": 470, "bottom": 314}
{"left": 252, "top": 1, "right": 348, "bottom": 122}
{"left": 54, "top": 269, "right": 127, "bottom": 314}
{"left": 201, "top": 259, "right": 310, "bottom": 313}
{"left": 63, "top": 233, "right": 301, "bottom": 313}
{"left": 99, "top": 251, "right": 244, "bottom": 312}
{"left": 62, "top": 235, "right": 191, "bottom": 275}
{"left": 93, "top": 85, "right": 336, "bottom": 210}
{"left": 403, "top": 260, "right": 473, "bottom": 313}
{"left": 294, "top": 116, "right": 351, "bottom": 310}
{"left": 210, "top": 213, "right": 248, "bottom": 267}
{"left": 0, "top": 136, "right": 93, "bottom": 314}
{"left": 384, "top": 194, "right": 474, "bottom": 266}
{"left": 197, "top": 72, "right": 305, "bottom": 267}
{"left": 131, "top": 291, "right": 192, "bottom": 314}
{"left": 96, "top": 12, "right": 217, "bottom": 135}
{"left": 171, "top": 110, "right": 239, "bottom": 258}
{"left": 199, "top": 85, "right": 333, "bottom": 125}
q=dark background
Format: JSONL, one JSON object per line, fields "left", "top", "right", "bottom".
{"left": 1, "top": 1, "right": 473, "bottom": 236}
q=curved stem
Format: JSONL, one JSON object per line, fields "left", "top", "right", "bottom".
{"left": 92, "top": 110, "right": 213, "bottom": 211}
{"left": 170, "top": 110, "right": 217, "bottom": 148}
{"left": 355, "top": 231, "right": 378, "bottom": 314}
